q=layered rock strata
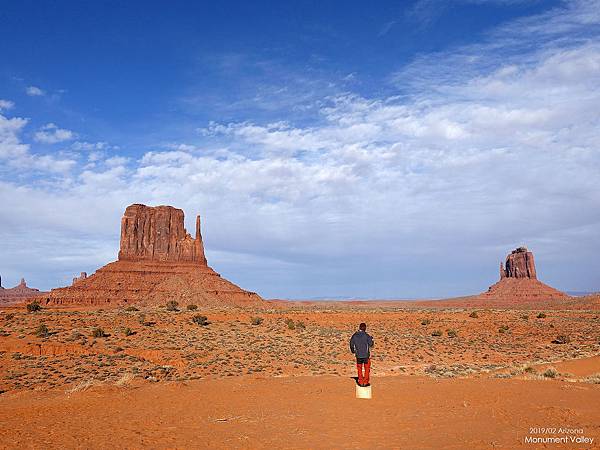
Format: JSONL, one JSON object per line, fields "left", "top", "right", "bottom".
{"left": 38, "top": 204, "right": 262, "bottom": 307}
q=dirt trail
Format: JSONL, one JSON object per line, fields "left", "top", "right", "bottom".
{"left": 1, "top": 375, "right": 598, "bottom": 449}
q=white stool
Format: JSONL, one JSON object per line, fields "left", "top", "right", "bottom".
{"left": 356, "top": 384, "right": 372, "bottom": 399}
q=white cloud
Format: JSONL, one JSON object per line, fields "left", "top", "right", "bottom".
{"left": 0, "top": 113, "right": 76, "bottom": 174}
{"left": 26, "top": 86, "right": 45, "bottom": 97}
{"left": 0, "top": 99, "right": 14, "bottom": 111}
{"left": 72, "top": 141, "right": 108, "bottom": 151}
{"left": 34, "top": 123, "right": 76, "bottom": 144}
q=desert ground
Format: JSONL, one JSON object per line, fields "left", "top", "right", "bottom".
{"left": 1, "top": 300, "right": 599, "bottom": 449}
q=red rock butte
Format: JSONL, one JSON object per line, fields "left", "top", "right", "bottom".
{"left": 0, "top": 277, "right": 46, "bottom": 305}
{"left": 38, "top": 204, "right": 263, "bottom": 307}
{"left": 482, "top": 246, "right": 567, "bottom": 302}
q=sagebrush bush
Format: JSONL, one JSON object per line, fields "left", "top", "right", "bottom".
{"left": 469, "top": 311, "right": 478, "bottom": 318}
{"left": 421, "top": 319, "right": 431, "bottom": 325}
{"left": 125, "top": 306, "right": 139, "bottom": 312}
{"left": 447, "top": 329, "right": 458, "bottom": 338}
{"left": 35, "top": 324, "right": 49, "bottom": 338}
{"left": 251, "top": 317, "right": 264, "bottom": 325}
{"left": 186, "top": 304, "right": 198, "bottom": 311}
{"left": 166, "top": 300, "right": 179, "bottom": 311}
{"left": 26, "top": 301, "right": 41, "bottom": 312}
{"left": 192, "top": 315, "right": 209, "bottom": 326}
{"left": 553, "top": 334, "right": 570, "bottom": 344}
{"left": 123, "top": 327, "right": 134, "bottom": 336}
{"left": 537, "top": 312, "right": 547, "bottom": 319}
{"left": 543, "top": 367, "right": 558, "bottom": 378}
{"left": 431, "top": 330, "right": 442, "bottom": 337}
{"left": 92, "top": 327, "right": 106, "bottom": 338}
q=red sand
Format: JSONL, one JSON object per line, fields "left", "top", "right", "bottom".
{"left": 1, "top": 375, "right": 598, "bottom": 449}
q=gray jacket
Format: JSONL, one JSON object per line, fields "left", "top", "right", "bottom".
{"left": 350, "top": 330, "right": 374, "bottom": 359}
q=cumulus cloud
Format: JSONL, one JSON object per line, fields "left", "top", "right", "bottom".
{"left": 0, "top": 113, "right": 76, "bottom": 174}
{"left": 71, "top": 141, "right": 109, "bottom": 151}
{"left": 34, "top": 123, "right": 76, "bottom": 144}
{"left": 26, "top": 86, "right": 45, "bottom": 96}
{"left": 0, "top": 100, "right": 14, "bottom": 111}
{"left": 1, "top": 0, "right": 599, "bottom": 297}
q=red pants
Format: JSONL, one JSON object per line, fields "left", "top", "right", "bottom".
{"left": 356, "top": 358, "right": 371, "bottom": 385}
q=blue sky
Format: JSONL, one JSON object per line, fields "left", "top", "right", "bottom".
{"left": 1, "top": 0, "right": 599, "bottom": 298}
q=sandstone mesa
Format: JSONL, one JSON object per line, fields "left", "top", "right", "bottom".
{"left": 482, "top": 246, "right": 567, "bottom": 302}
{"left": 36, "top": 204, "right": 263, "bottom": 308}
{"left": 0, "top": 277, "right": 46, "bottom": 305}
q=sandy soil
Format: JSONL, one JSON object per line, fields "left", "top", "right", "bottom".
{"left": 0, "top": 375, "right": 598, "bottom": 449}
{"left": 1, "top": 302, "right": 599, "bottom": 448}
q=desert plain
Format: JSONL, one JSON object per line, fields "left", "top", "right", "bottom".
{"left": 1, "top": 298, "right": 600, "bottom": 449}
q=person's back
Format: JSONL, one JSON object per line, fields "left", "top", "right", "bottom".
{"left": 350, "top": 329, "right": 373, "bottom": 359}
{"left": 349, "top": 323, "right": 374, "bottom": 387}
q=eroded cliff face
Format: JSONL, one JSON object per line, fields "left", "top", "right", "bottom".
{"left": 0, "top": 277, "right": 45, "bottom": 305}
{"left": 118, "top": 204, "right": 206, "bottom": 264}
{"left": 500, "top": 247, "right": 537, "bottom": 280}
{"left": 37, "top": 204, "right": 262, "bottom": 308}
{"left": 484, "top": 247, "right": 566, "bottom": 302}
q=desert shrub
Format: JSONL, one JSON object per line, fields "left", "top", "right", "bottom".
{"left": 92, "top": 327, "right": 106, "bottom": 338}
{"left": 537, "top": 312, "right": 547, "bottom": 319}
{"left": 553, "top": 334, "right": 570, "bottom": 344}
{"left": 296, "top": 321, "right": 306, "bottom": 330}
{"left": 469, "top": 311, "right": 478, "bottom": 318}
{"left": 498, "top": 325, "right": 510, "bottom": 334}
{"left": 431, "top": 330, "right": 442, "bottom": 337}
{"left": 421, "top": 319, "right": 431, "bottom": 326}
{"left": 543, "top": 367, "right": 558, "bottom": 378}
{"left": 286, "top": 318, "right": 295, "bottom": 330}
{"left": 584, "top": 373, "right": 600, "bottom": 384}
{"left": 26, "top": 301, "right": 41, "bottom": 312}
{"left": 192, "top": 315, "right": 209, "bottom": 326}
{"left": 166, "top": 300, "right": 179, "bottom": 312}
{"left": 35, "top": 324, "right": 49, "bottom": 338}
{"left": 186, "top": 304, "right": 198, "bottom": 311}
{"left": 250, "top": 317, "right": 264, "bottom": 326}
{"left": 425, "top": 364, "right": 437, "bottom": 374}
{"left": 125, "top": 306, "right": 139, "bottom": 312}
{"left": 4, "top": 313, "right": 15, "bottom": 321}
{"left": 521, "top": 314, "right": 529, "bottom": 320}
{"left": 523, "top": 366, "right": 536, "bottom": 374}
{"left": 123, "top": 327, "right": 134, "bottom": 337}
{"left": 70, "top": 330, "right": 83, "bottom": 341}
{"left": 447, "top": 329, "right": 458, "bottom": 338}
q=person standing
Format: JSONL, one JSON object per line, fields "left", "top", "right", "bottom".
{"left": 350, "top": 322, "right": 374, "bottom": 387}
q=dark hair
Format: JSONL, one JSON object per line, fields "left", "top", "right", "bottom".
{"left": 359, "top": 322, "right": 367, "bottom": 331}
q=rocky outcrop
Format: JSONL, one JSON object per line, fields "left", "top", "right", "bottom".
{"left": 0, "top": 277, "right": 46, "bottom": 305}
{"left": 482, "top": 247, "right": 566, "bottom": 302}
{"left": 72, "top": 272, "right": 87, "bottom": 285}
{"left": 118, "top": 204, "right": 207, "bottom": 264}
{"left": 500, "top": 247, "right": 537, "bottom": 280}
{"left": 38, "top": 204, "right": 262, "bottom": 308}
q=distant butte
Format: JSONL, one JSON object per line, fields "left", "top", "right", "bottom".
{"left": 37, "top": 204, "right": 263, "bottom": 308}
{"left": 483, "top": 246, "right": 567, "bottom": 302}
{"left": 0, "top": 277, "right": 46, "bottom": 305}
